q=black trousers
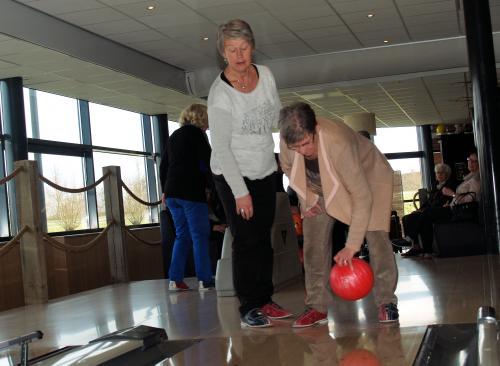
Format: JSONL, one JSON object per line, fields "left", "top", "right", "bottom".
{"left": 401, "top": 211, "right": 425, "bottom": 244}
{"left": 419, "top": 206, "right": 452, "bottom": 253}
{"left": 213, "top": 173, "right": 276, "bottom": 316}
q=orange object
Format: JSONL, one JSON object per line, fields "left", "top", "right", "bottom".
{"left": 340, "top": 349, "right": 381, "bottom": 366}
{"left": 292, "top": 212, "right": 303, "bottom": 236}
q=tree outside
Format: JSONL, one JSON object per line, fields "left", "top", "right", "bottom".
{"left": 123, "top": 176, "right": 148, "bottom": 225}
{"left": 46, "top": 171, "right": 85, "bottom": 232}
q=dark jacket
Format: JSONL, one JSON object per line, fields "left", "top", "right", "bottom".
{"left": 161, "top": 124, "right": 211, "bottom": 202}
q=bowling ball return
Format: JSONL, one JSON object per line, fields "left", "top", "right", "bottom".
{"left": 27, "top": 325, "right": 198, "bottom": 365}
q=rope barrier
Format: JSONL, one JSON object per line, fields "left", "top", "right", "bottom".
{"left": 38, "top": 172, "right": 111, "bottom": 193}
{"left": 121, "top": 181, "right": 161, "bottom": 207}
{"left": 42, "top": 220, "right": 114, "bottom": 252}
{"left": 0, "top": 226, "right": 30, "bottom": 258}
{"left": 0, "top": 167, "right": 23, "bottom": 186}
{"left": 122, "top": 225, "right": 161, "bottom": 246}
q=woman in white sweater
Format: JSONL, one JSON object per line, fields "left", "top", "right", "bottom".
{"left": 207, "top": 19, "right": 292, "bottom": 328}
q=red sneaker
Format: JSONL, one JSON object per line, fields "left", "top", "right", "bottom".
{"left": 260, "top": 301, "right": 293, "bottom": 319}
{"left": 292, "top": 308, "right": 328, "bottom": 328}
{"left": 169, "top": 281, "right": 190, "bottom": 291}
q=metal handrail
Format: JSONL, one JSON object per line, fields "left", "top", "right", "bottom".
{"left": 0, "top": 330, "right": 43, "bottom": 366}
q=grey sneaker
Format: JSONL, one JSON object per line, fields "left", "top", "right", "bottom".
{"left": 240, "top": 308, "right": 272, "bottom": 328}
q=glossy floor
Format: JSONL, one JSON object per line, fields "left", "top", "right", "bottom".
{"left": 0, "top": 254, "right": 498, "bottom": 365}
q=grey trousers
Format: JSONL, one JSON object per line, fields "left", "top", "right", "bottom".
{"left": 303, "top": 201, "right": 398, "bottom": 313}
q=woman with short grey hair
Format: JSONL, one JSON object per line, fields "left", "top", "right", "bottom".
{"left": 434, "top": 163, "right": 451, "bottom": 187}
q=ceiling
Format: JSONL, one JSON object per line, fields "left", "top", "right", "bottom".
{"left": 1, "top": 0, "right": 499, "bottom": 127}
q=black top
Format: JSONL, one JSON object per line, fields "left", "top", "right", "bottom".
{"left": 160, "top": 124, "right": 211, "bottom": 202}
{"left": 423, "top": 178, "right": 458, "bottom": 208}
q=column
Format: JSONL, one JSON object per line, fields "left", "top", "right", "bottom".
{"left": 14, "top": 160, "right": 48, "bottom": 304}
{"left": 463, "top": 0, "right": 500, "bottom": 253}
{"left": 103, "top": 165, "right": 128, "bottom": 282}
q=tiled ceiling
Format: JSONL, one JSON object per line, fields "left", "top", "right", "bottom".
{"left": 0, "top": 0, "right": 497, "bottom": 125}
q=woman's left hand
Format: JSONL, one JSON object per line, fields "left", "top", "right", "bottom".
{"left": 441, "top": 187, "right": 455, "bottom": 197}
{"left": 236, "top": 194, "right": 253, "bottom": 220}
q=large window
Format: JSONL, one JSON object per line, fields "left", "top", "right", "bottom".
{"left": 2, "top": 88, "right": 161, "bottom": 234}
{"left": 90, "top": 103, "right": 143, "bottom": 151}
{"left": 39, "top": 154, "right": 88, "bottom": 233}
{"left": 36, "top": 91, "right": 80, "bottom": 143}
{"left": 375, "top": 127, "right": 422, "bottom": 214}
{"left": 93, "top": 152, "right": 150, "bottom": 227}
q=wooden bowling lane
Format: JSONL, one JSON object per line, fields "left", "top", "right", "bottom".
{"left": 160, "top": 325, "right": 425, "bottom": 366}
{"left": 0, "top": 255, "right": 498, "bottom": 365}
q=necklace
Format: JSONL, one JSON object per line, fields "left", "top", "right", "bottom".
{"left": 229, "top": 68, "right": 251, "bottom": 90}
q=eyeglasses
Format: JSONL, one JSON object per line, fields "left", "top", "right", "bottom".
{"left": 467, "top": 158, "right": 478, "bottom": 163}
{"left": 287, "top": 134, "right": 315, "bottom": 151}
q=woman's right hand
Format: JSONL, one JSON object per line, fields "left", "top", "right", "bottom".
{"left": 236, "top": 194, "right": 253, "bottom": 220}
{"left": 303, "top": 202, "right": 322, "bottom": 218}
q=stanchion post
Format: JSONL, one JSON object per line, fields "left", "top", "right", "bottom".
{"left": 14, "top": 160, "right": 48, "bottom": 304}
{"left": 103, "top": 166, "right": 129, "bottom": 283}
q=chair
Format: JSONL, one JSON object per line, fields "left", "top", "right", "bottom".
{"left": 432, "top": 201, "right": 486, "bottom": 257}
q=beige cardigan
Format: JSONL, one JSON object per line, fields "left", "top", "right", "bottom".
{"left": 280, "top": 117, "right": 394, "bottom": 251}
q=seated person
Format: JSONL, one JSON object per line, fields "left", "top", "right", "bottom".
{"left": 394, "top": 163, "right": 456, "bottom": 256}
{"left": 399, "top": 150, "right": 480, "bottom": 257}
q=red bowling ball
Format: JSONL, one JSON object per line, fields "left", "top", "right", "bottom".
{"left": 329, "top": 258, "right": 374, "bottom": 301}
{"left": 340, "top": 349, "right": 381, "bottom": 366}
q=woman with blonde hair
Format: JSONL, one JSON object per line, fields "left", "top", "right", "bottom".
{"left": 162, "top": 103, "right": 214, "bottom": 291}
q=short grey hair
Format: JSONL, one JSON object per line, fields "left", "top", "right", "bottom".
{"left": 216, "top": 19, "right": 255, "bottom": 57}
{"left": 279, "top": 102, "right": 317, "bottom": 145}
{"left": 434, "top": 163, "right": 451, "bottom": 179}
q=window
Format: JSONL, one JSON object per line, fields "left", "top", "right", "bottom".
{"left": 90, "top": 104, "right": 143, "bottom": 151}
{"left": 36, "top": 91, "right": 80, "bottom": 143}
{"left": 23, "top": 88, "right": 33, "bottom": 138}
{"left": 93, "top": 152, "right": 151, "bottom": 227}
{"left": 168, "top": 120, "right": 180, "bottom": 136}
{"left": 374, "top": 127, "right": 419, "bottom": 153}
{"left": 39, "top": 154, "right": 88, "bottom": 233}
{"left": 375, "top": 127, "right": 422, "bottom": 215}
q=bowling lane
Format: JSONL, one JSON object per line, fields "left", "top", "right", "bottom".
{"left": 0, "top": 255, "right": 497, "bottom": 365}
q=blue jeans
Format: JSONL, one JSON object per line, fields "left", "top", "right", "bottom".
{"left": 166, "top": 198, "right": 213, "bottom": 282}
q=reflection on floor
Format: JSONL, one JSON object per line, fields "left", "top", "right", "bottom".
{"left": 0, "top": 255, "right": 498, "bottom": 365}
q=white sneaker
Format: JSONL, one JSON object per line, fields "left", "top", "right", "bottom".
{"left": 198, "top": 281, "right": 215, "bottom": 291}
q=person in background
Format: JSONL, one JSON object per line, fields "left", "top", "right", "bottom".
{"left": 394, "top": 163, "right": 457, "bottom": 257}
{"left": 206, "top": 185, "right": 227, "bottom": 273}
{"left": 163, "top": 103, "right": 215, "bottom": 291}
{"left": 415, "top": 149, "right": 481, "bottom": 255}
{"left": 279, "top": 102, "right": 399, "bottom": 327}
{"left": 207, "top": 19, "right": 292, "bottom": 328}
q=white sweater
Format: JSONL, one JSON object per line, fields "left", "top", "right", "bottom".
{"left": 207, "top": 64, "right": 281, "bottom": 198}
